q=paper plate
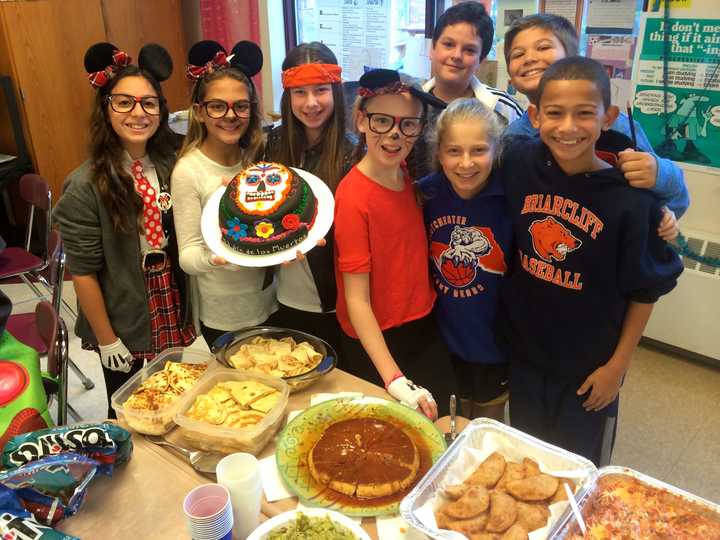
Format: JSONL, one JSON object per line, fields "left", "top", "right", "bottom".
{"left": 275, "top": 396, "right": 447, "bottom": 517}
{"left": 200, "top": 167, "right": 334, "bottom": 267}
{"left": 246, "top": 508, "right": 371, "bottom": 540}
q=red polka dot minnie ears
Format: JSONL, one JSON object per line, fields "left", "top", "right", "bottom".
{"left": 84, "top": 42, "right": 173, "bottom": 89}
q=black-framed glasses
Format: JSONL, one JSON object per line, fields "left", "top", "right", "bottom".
{"left": 106, "top": 94, "right": 162, "bottom": 115}
{"left": 364, "top": 112, "right": 425, "bottom": 137}
{"left": 201, "top": 99, "right": 252, "bottom": 119}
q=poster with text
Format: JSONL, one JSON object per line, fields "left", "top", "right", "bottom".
{"left": 632, "top": 15, "right": 720, "bottom": 169}
{"left": 313, "top": 0, "right": 391, "bottom": 82}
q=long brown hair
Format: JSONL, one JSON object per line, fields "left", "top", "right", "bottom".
{"left": 88, "top": 66, "right": 177, "bottom": 233}
{"left": 278, "top": 42, "right": 346, "bottom": 192}
{"left": 179, "top": 69, "right": 264, "bottom": 163}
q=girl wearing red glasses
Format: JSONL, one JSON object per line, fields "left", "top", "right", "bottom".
{"left": 334, "top": 69, "right": 457, "bottom": 420}
{"left": 54, "top": 43, "right": 196, "bottom": 417}
{"left": 171, "top": 41, "right": 277, "bottom": 348}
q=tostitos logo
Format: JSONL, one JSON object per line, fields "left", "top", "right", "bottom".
{"left": 528, "top": 216, "right": 581, "bottom": 262}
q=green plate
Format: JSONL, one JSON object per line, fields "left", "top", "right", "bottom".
{"left": 275, "top": 396, "right": 447, "bottom": 517}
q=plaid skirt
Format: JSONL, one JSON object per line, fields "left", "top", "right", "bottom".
{"left": 83, "top": 259, "right": 196, "bottom": 361}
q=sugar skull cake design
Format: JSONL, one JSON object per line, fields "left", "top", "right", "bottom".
{"left": 219, "top": 162, "right": 318, "bottom": 255}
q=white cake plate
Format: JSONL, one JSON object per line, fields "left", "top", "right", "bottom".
{"left": 200, "top": 167, "right": 335, "bottom": 268}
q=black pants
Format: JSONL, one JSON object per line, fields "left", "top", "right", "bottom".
{"left": 340, "top": 314, "right": 457, "bottom": 417}
{"left": 265, "top": 304, "right": 344, "bottom": 358}
{"left": 508, "top": 360, "right": 618, "bottom": 466}
{"left": 102, "top": 358, "right": 144, "bottom": 419}
{"left": 451, "top": 355, "right": 508, "bottom": 404}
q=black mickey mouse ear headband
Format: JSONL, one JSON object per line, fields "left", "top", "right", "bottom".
{"left": 186, "top": 40, "right": 228, "bottom": 80}
{"left": 186, "top": 40, "right": 263, "bottom": 81}
{"left": 229, "top": 41, "right": 263, "bottom": 78}
{"left": 84, "top": 42, "right": 172, "bottom": 88}
{"left": 138, "top": 43, "right": 173, "bottom": 83}
{"left": 85, "top": 42, "right": 132, "bottom": 88}
{"left": 358, "top": 69, "right": 446, "bottom": 109}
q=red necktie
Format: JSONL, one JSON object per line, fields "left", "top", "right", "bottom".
{"left": 132, "top": 160, "right": 164, "bottom": 249}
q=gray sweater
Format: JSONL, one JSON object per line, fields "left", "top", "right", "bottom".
{"left": 54, "top": 158, "right": 189, "bottom": 350}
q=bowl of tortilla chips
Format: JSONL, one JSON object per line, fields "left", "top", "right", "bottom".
{"left": 212, "top": 327, "right": 337, "bottom": 393}
{"left": 174, "top": 369, "right": 289, "bottom": 455}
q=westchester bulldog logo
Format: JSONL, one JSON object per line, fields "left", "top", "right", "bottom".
{"left": 431, "top": 225, "right": 507, "bottom": 293}
{"left": 528, "top": 216, "right": 582, "bottom": 262}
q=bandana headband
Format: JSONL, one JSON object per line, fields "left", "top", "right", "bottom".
{"left": 281, "top": 63, "right": 342, "bottom": 89}
{"left": 186, "top": 51, "right": 230, "bottom": 81}
{"left": 357, "top": 81, "right": 411, "bottom": 98}
{"left": 88, "top": 50, "right": 132, "bottom": 88}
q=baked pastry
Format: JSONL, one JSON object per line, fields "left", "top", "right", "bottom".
{"left": 308, "top": 418, "right": 420, "bottom": 498}
{"left": 219, "top": 162, "right": 318, "bottom": 255}
{"left": 122, "top": 362, "right": 207, "bottom": 434}
{"left": 186, "top": 380, "right": 282, "bottom": 428}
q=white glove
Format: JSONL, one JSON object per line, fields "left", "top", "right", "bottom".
{"left": 99, "top": 339, "right": 133, "bottom": 373}
{"left": 387, "top": 376, "right": 434, "bottom": 410}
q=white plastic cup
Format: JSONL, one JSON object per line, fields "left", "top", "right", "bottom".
{"left": 183, "top": 483, "right": 234, "bottom": 540}
{"left": 216, "top": 453, "right": 262, "bottom": 540}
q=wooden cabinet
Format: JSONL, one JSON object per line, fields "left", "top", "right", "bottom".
{"left": 0, "top": 0, "right": 189, "bottom": 203}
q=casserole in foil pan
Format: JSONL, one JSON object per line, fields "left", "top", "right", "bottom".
{"left": 548, "top": 465, "right": 720, "bottom": 539}
{"left": 400, "top": 418, "right": 597, "bottom": 540}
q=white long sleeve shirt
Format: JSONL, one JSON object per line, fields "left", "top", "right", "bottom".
{"left": 171, "top": 148, "right": 277, "bottom": 330}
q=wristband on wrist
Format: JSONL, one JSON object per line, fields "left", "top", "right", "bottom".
{"left": 385, "top": 371, "right": 404, "bottom": 390}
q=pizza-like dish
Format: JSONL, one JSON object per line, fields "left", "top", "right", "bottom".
{"left": 566, "top": 474, "right": 720, "bottom": 540}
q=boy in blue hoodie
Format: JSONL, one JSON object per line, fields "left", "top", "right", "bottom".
{"left": 503, "top": 14, "right": 689, "bottom": 218}
{"left": 500, "top": 57, "right": 683, "bottom": 466}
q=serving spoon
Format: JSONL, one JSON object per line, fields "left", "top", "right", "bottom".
{"left": 145, "top": 434, "right": 224, "bottom": 478}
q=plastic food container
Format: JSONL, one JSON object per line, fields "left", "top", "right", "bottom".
{"left": 174, "top": 368, "right": 289, "bottom": 455}
{"left": 111, "top": 347, "right": 216, "bottom": 436}
{"left": 212, "top": 326, "right": 337, "bottom": 393}
{"left": 548, "top": 465, "right": 720, "bottom": 539}
{"left": 400, "top": 418, "right": 597, "bottom": 540}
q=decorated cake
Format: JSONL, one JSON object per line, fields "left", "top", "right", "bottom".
{"left": 219, "top": 162, "right": 318, "bottom": 255}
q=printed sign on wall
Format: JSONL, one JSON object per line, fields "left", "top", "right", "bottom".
{"left": 632, "top": 15, "right": 720, "bottom": 169}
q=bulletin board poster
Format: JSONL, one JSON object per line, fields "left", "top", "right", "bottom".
{"left": 311, "top": 0, "right": 392, "bottom": 82}
{"left": 632, "top": 15, "right": 720, "bottom": 169}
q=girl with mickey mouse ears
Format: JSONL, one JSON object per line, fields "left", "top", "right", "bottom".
{"left": 54, "top": 42, "right": 196, "bottom": 417}
{"left": 172, "top": 40, "right": 278, "bottom": 348}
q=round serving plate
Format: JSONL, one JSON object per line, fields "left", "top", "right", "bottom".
{"left": 200, "top": 167, "right": 334, "bottom": 268}
{"left": 211, "top": 326, "right": 337, "bottom": 393}
{"left": 275, "top": 396, "right": 447, "bottom": 517}
{"left": 246, "top": 507, "right": 371, "bottom": 540}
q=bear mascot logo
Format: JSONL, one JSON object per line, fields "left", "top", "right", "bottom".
{"left": 436, "top": 226, "right": 491, "bottom": 287}
{"left": 528, "top": 216, "right": 581, "bottom": 262}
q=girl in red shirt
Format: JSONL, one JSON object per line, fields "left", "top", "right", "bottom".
{"left": 334, "top": 69, "right": 455, "bottom": 419}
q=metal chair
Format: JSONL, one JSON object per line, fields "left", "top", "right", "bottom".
{"left": 46, "top": 233, "right": 95, "bottom": 390}
{"left": 34, "top": 301, "right": 74, "bottom": 425}
{"left": 6, "top": 230, "right": 95, "bottom": 390}
{"left": 0, "top": 173, "right": 52, "bottom": 291}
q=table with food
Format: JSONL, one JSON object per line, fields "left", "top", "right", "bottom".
{"left": 1, "top": 324, "right": 719, "bottom": 540}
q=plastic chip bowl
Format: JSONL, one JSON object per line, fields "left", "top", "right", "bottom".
{"left": 110, "top": 347, "right": 216, "bottom": 436}
{"left": 211, "top": 326, "right": 337, "bottom": 393}
{"left": 174, "top": 368, "right": 289, "bottom": 456}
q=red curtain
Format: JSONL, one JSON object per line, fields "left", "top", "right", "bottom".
{"left": 199, "top": 0, "right": 263, "bottom": 96}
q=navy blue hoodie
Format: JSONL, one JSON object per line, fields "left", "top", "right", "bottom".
{"left": 418, "top": 171, "right": 513, "bottom": 364}
{"left": 500, "top": 133, "right": 683, "bottom": 383}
